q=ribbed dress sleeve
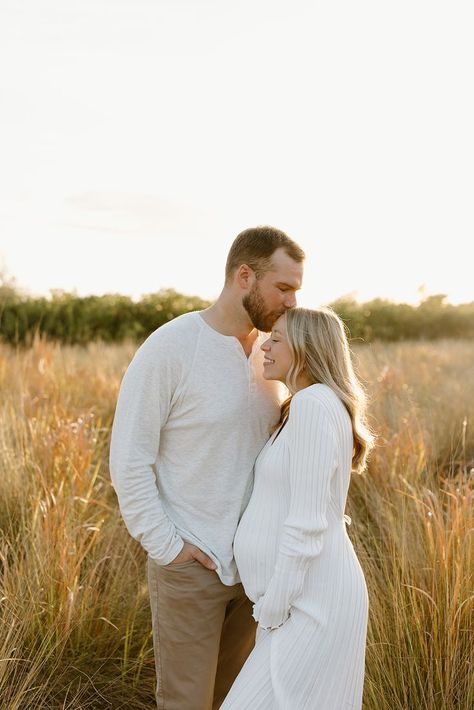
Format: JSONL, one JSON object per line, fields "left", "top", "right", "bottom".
{"left": 109, "top": 335, "right": 185, "bottom": 565}
{"left": 252, "top": 392, "right": 338, "bottom": 629}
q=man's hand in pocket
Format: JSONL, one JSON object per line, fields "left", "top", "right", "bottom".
{"left": 169, "top": 542, "right": 217, "bottom": 570}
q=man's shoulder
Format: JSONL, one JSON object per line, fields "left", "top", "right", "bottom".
{"left": 137, "top": 311, "right": 203, "bottom": 358}
{"left": 152, "top": 311, "right": 202, "bottom": 338}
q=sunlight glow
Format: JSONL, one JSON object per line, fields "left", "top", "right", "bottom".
{"left": 1, "top": 1, "right": 473, "bottom": 306}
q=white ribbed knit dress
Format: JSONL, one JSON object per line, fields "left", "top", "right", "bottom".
{"left": 221, "top": 383, "right": 368, "bottom": 710}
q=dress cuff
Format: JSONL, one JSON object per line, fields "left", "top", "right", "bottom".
{"left": 252, "top": 596, "right": 290, "bottom": 630}
{"left": 252, "top": 556, "right": 310, "bottom": 629}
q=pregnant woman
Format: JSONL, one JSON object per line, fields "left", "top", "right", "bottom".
{"left": 221, "top": 306, "right": 375, "bottom": 710}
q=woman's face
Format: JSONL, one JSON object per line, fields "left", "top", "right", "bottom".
{"left": 261, "top": 314, "right": 294, "bottom": 384}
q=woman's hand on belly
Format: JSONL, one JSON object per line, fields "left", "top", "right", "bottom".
{"left": 252, "top": 594, "right": 291, "bottom": 630}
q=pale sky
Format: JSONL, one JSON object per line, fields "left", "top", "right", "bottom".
{"left": 1, "top": 0, "right": 473, "bottom": 306}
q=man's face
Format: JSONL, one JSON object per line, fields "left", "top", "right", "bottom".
{"left": 242, "top": 248, "right": 304, "bottom": 332}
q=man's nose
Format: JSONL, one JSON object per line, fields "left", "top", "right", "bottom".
{"left": 284, "top": 293, "right": 297, "bottom": 309}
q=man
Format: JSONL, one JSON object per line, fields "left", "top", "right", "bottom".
{"left": 109, "top": 226, "right": 305, "bottom": 709}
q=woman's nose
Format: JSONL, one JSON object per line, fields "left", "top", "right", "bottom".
{"left": 261, "top": 338, "right": 271, "bottom": 352}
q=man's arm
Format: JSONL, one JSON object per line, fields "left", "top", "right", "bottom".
{"left": 109, "top": 334, "right": 185, "bottom": 565}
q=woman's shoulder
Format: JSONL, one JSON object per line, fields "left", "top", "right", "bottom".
{"left": 290, "top": 384, "right": 348, "bottom": 429}
{"left": 292, "top": 383, "right": 340, "bottom": 410}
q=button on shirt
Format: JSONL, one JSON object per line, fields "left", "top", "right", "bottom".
{"left": 109, "top": 311, "right": 282, "bottom": 585}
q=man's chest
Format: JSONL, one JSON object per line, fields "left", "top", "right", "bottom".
{"left": 167, "top": 353, "right": 280, "bottom": 430}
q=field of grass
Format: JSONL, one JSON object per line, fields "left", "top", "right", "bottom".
{"left": 0, "top": 337, "right": 473, "bottom": 709}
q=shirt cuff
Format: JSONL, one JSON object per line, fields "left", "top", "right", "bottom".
{"left": 148, "top": 537, "right": 185, "bottom": 566}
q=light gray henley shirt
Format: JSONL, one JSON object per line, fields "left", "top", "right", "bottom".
{"left": 109, "top": 311, "right": 282, "bottom": 585}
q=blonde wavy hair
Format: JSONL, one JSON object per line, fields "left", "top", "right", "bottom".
{"left": 278, "top": 306, "right": 375, "bottom": 474}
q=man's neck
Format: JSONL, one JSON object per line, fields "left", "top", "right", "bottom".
{"left": 200, "top": 295, "right": 259, "bottom": 355}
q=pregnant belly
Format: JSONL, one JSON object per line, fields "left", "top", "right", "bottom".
{"left": 233, "top": 505, "right": 281, "bottom": 602}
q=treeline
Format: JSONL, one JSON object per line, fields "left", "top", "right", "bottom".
{"left": 0, "top": 288, "right": 473, "bottom": 345}
{"left": 0, "top": 289, "right": 210, "bottom": 345}
{"left": 332, "top": 294, "right": 474, "bottom": 342}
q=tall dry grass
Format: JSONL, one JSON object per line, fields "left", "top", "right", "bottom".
{"left": 0, "top": 337, "right": 473, "bottom": 709}
{"left": 350, "top": 341, "right": 474, "bottom": 709}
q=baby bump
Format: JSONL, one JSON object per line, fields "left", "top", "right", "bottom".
{"left": 233, "top": 509, "right": 282, "bottom": 601}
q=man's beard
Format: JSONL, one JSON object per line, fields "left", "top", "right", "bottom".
{"left": 242, "top": 283, "right": 285, "bottom": 332}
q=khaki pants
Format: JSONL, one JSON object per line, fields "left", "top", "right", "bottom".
{"left": 147, "top": 556, "right": 256, "bottom": 710}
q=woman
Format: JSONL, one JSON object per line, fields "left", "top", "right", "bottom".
{"left": 221, "top": 306, "right": 375, "bottom": 710}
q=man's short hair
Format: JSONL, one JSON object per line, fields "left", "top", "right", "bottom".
{"left": 225, "top": 226, "right": 305, "bottom": 283}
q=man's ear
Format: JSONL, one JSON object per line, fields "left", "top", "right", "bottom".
{"left": 235, "top": 264, "right": 254, "bottom": 291}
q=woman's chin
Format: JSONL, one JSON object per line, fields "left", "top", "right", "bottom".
{"left": 263, "top": 367, "right": 281, "bottom": 382}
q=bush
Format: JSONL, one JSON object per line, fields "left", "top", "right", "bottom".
{"left": 0, "top": 289, "right": 210, "bottom": 345}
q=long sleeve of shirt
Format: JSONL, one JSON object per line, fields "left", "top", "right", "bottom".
{"left": 109, "top": 332, "right": 185, "bottom": 565}
{"left": 252, "top": 392, "right": 338, "bottom": 629}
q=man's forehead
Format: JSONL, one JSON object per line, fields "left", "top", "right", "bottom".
{"left": 268, "top": 249, "right": 304, "bottom": 287}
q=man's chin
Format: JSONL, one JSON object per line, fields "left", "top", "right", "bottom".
{"left": 255, "top": 312, "right": 285, "bottom": 333}
{"left": 251, "top": 319, "right": 270, "bottom": 332}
